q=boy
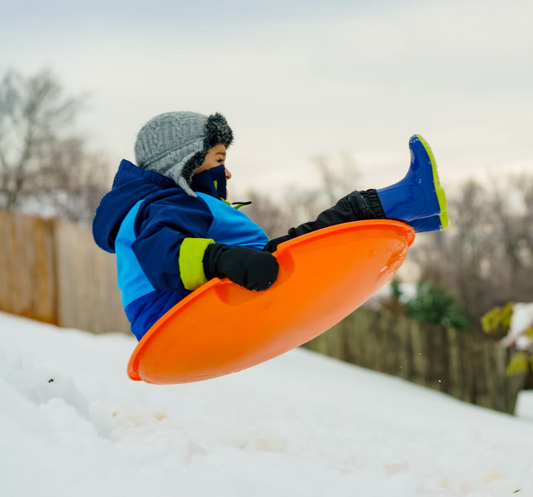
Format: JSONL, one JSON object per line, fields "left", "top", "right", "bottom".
{"left": 93, "top": 112, "right": 448, "bottom": 341}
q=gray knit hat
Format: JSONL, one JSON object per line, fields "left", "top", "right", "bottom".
{"left": 134, "top": 111, "right": 234, "bottom": 196}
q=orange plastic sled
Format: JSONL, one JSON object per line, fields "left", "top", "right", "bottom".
{"left": 128, "top": 220, "right": 415, "bottom": 384}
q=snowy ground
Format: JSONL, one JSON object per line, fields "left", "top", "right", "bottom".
{"left": 1, "top": 312, "right": 533, "bottom": 497}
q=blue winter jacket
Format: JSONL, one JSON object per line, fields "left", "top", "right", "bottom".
{"left": 93, "top": 160, "right": 269, "bottom": 340}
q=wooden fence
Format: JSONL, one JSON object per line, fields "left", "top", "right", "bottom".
{"left": 303, "top": 308, "right": 523, "bottom": 414}
{"left": 0, "top": 211, "right": 57, "bottom": 324}
{"left": 0, "top": 210, "right": 130, "bottom": 333}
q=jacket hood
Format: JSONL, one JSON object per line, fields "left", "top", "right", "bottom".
{"left": 92, "top": 159, "right": 227, "bottom": 253}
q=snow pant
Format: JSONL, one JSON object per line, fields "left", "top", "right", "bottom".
{"left": 263, "top": 189, "right": 386, "bottom": 253}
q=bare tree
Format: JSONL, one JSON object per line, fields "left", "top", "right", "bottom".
{"left": 0, "top": 68, "right": 109, "bottom": 223}
{"left": 243, "top": 153, "right": 361, "bottom": 239}
{"left": 312, "top": 152, "right": 360, "bottom": 206}
{"left": 33, "top": 137, "right": 110, "bottom": 224}
{"left": 410, "top": 174, "right": 533, "bottom": 333}
{"left": 241, "top": 190, "right": 292, "bottom": 239}
{"left": 285, "top": 152, "right": 361, "bottom": 227}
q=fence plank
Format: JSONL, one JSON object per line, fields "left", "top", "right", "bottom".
{"left": 55, "top": 219, "right": 130, "bottom": 334}
{"left": 0, "top": 211, "right": 58, "bottom": 324}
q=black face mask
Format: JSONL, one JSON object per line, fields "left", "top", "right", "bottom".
{"left": 191, "top": 164, "right": 227, "bottom": 200}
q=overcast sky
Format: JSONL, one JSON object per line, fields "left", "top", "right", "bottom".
{"left": 1, "top": 0, "right": 532, "bottom": 197}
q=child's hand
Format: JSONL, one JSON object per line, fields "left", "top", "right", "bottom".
{"left": 203, "top": 244, "right": 279, "bottom": 291}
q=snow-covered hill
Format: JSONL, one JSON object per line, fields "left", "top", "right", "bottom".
{"left": 1, "top": 311, "right": 533, "bottom": 497}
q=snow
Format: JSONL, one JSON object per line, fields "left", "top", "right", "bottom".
{"left": 501, "top": 303, "right": 533, "bottom": 351}
{"left": 1, "top": 311, "right": 533, "bottom": 497}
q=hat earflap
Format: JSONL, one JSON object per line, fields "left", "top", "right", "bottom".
{"left": 180, "top": 113, "right": 234, "bottom": 191}
{"left": 180, "top": 151, "right": 206, "bottom": 195}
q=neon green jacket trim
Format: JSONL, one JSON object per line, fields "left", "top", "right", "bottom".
{"left": 179, "top": 238, "right": 215, "bottom": 290}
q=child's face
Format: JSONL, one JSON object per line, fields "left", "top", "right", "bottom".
{"left": 194, "top": 144, "right": 232, "bottom": 198}
{"left": 195, "top": 145, "right": 232, "bottom": 179}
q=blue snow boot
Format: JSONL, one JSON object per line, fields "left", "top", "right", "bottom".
{"left": 409, "top": 211, "right": 449, "bottom": 233}
{"left": 376, "top": 135, "right": 449, "bottom": 229}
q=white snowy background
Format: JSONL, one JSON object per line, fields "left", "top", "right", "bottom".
{"left": 1, "top": 311, "right": 533, "bottom": 496}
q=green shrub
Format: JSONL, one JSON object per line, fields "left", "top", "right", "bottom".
{"left": 403, "top": 281, "right": 470, "bottom": 330}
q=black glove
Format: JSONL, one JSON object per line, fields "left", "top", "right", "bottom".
{"left": 203, "top": 244, "right": 279, "bottom": 291}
